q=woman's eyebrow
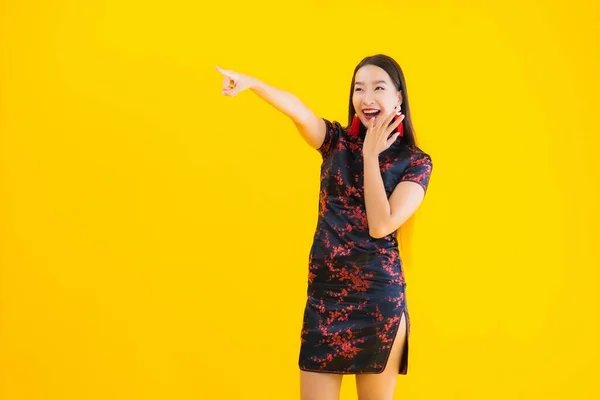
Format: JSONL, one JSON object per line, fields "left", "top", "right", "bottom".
{"left": 355, "top": 80, "right": 387, "bottom": 85}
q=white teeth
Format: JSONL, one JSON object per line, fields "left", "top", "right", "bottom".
{"left": 364, "top": 110, "right": 379, "bottom": 114}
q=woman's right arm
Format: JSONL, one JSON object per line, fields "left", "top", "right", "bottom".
{"left": 216, "top": 66, "right": 326, "bottom": 150}
{"left": 249, "top": 78, "right": 326, "bottom": 150}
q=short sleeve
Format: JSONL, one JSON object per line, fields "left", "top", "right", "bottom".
{"left": 400, "top": 152, "right": 433, "bottom": 194}
{"left": 317, "top": 118, "right": 342, "bottom": 159}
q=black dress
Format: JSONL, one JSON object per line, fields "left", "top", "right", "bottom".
{"left": 298, "top": 118, "right": 433, "bottom": 375}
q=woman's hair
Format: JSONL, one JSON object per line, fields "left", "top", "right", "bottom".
{"left": 348, "top": 54, "right": 421, "bottom": 258}
{"left": 347, "top": 54, "right": 418, "bottom": 147}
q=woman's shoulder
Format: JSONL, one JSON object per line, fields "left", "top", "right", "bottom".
{"left": 393, "top": 143, "right": 433, "bottom": 173}
{"left": 402, "top": 143, "right": 428, "bottom": 154}
{"left": 322, "top": 118, "right": 346, "bottom": 132}
{"left": 401, "top": 143, "right": 432, "bottom": 160}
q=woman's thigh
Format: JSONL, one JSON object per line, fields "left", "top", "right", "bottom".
{"left": 354, "top": 311, "right": 408, "bottom": 400}
{"left": 300, "top": 370, "right": 343, "bottom": 400}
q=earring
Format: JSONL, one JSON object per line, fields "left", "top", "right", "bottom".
{"left": 348, "top": 112, "right": 361, "bottom": 137}
{"left": 394, "top": 103, "right": 404, "bottom": 137}
{"left": 393, "top": 113, "right": 404, "bottom": 137}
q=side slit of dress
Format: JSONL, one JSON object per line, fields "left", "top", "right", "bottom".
{"left": 379, "top": 307, "right": 410, "bottom": 375}
{"left": 399, "top": 308, "right": 409, "bottom": 375}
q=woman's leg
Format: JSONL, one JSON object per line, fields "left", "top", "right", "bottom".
{"left": 354, "top": 311, "right": 408, "bottom": 400}
{"left": 300, "top": 370, "right": 343, "bottom": 400}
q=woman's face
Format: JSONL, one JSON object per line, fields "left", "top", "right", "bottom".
{"left": 352, "top": 64, "right": 402, "bottom": 128}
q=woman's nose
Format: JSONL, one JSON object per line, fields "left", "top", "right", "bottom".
{"left": 363, "top": 91, "right": 375, "bottom": 104}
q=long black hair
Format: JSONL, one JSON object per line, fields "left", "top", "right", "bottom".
{"left": 347, "top": 54, "right": 418, "bottom": 147}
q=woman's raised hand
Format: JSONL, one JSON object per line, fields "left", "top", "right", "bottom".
{"left": 362, "top": 105, "right": 404, "bottom": 158}
{"left": 215, "top": 66, "right": 254, "bottom": 97}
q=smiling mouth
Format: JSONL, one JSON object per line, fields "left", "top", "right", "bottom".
{"left": 363, "top": 110, "right": 381, "bottom": 119}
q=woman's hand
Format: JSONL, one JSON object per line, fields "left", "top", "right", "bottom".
{"left": 215, "top": 65, "right": 255, "bottom": 97}
{"left": 362, "top": 106, "right": 404, "bottom": 159}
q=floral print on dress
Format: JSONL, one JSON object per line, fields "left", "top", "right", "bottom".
{"left": 299, "top": 118, "right": 433, "bottom": 375}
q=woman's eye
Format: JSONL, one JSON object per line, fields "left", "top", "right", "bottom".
{"left": 354, "top": 87, "right": 384, "bottom": 91}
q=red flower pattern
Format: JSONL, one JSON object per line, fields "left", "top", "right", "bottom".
{"left": 299, "top": 119, "right": 432, "bottom": 375}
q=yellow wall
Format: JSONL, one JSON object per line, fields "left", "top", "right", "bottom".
{"left": 1, "top": 1, "right": 598, "bottom": 399}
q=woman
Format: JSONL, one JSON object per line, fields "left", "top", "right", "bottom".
{"left": 216, "top": 54, "right": 433, "bottom": 400}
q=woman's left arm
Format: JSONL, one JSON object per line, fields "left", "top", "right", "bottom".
{"left": 362, "top": 108, "right": 428, "bottom": 238}
{"left": 363, "top": 157, "right": 425, "bottom": 238}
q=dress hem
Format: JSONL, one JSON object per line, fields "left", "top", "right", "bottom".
{"left": 298, "top": 307, "right": 410, "bottom": 376}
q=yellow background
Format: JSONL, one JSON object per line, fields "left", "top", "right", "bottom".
{"left": 1, "top": 0, "right": 598, "bottom": 399}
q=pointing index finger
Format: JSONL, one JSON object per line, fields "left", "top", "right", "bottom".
{"left": 215, "top": 65, "right": 231, "bottom": 77}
